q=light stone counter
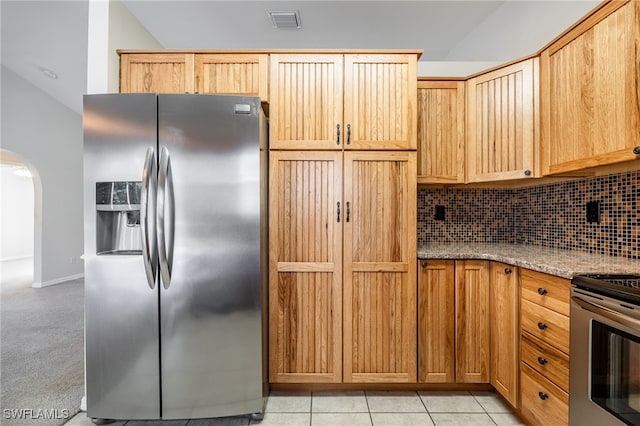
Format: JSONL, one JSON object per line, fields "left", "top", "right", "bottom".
{"left": 417, "top": 243, "right": 640, "bottom": 279}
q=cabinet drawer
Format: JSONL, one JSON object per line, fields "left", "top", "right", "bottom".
{"left": 520, "top": 269, "right": 570, "bottom": 316}
{"left": 521, "top": 334, "right": 569, "bottom": 392}
{"left": 521, "top": 299, "right": 569, "bottom": 354}
{"left": 521, "top": 362, "right": 568, "bottom": 426}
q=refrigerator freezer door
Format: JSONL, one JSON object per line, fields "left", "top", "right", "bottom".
{"left": 83, "top": 94, "right": 160, "bottom": 420}
{"left": 158, "top": 95, "right": 263, "bottom": 419}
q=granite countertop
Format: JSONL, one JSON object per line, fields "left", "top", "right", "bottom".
{"left": 417, "top": 243, "right": 640, "bottom": 279}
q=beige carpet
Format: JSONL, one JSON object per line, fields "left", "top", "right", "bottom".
{"left": 1, "top": 278, "right": 84, "bottom": 426}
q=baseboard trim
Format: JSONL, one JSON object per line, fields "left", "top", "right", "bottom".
{"left": 0, "top": 255, "right": 33, "bottom": 262}
{"left": 33, "top": 273, "right": 84, "bottom": 288}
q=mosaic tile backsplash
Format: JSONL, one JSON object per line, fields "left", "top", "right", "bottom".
{"left": 418, "top": 170, "right": 639, "bottom": 259}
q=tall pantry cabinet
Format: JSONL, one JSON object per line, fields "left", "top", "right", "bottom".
{"left": 268, "top": 51, "right": 419, "bottom": 383}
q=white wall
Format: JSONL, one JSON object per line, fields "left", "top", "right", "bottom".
{"left": 108, "top": 0, "right": 162, "bottom": 91}
{"left": 1, "top": 66, "right": 84, "bottom": 286}
{"left": 445, "top": 1, "right": 600, "bottom": 61}
{"left": 87, "top": 0, "right": 162, "bottom": 94}
{"left": 418, "top": 61, "right": 503, "bottom": 78}
{"left": 0, "top": 166, "right": 34, "bottom": 260}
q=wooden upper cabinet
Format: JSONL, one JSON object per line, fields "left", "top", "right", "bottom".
{"left": 455, "top": 260, "right": 490, "bottom": 383}
{"left": 417, "top": 80, "right": 466, "bottom": 184}
{"left": 269, "top": 52, "right": 418, "bottom": 150}
{"left": 466, "top": 58, "right": 538, "bottom": 182}
{"left": 270, "top": 54, "right": 344, "bottom": 150}
{"left": 195, "top": 53, "right": 268, "bottom": 100}
{"left": 120, "top": 53, "right": 195, "bottom": 93}
{"left": 268, "top": 151, "right": 343, "bottom": 383}
{"left": 344, "top": 54, "right": 417, "bottom": 150}
{"left": 418, "top": 259, "right": 455, "bottom": 383}
{"left": 541, "top": 0, "right": 640, "bottom": 174}
{"left": 490, "top": 262, "right": 519, "bottom": 408}
{"left": 343, "top": 151, "right": 417, "bottom": 383}
{"left": 119, "top": 52, "right": 268, "bottom": 98}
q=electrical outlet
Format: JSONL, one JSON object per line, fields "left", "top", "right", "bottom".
{"left": 435, "top": 205, "right": 446, "bottom": 221}
{"left": 586, "top": 201, "right": 600, "bottom": 223}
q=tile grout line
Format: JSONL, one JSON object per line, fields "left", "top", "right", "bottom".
{"left": 364, "top": 390, "right": 373, "bottom": 426}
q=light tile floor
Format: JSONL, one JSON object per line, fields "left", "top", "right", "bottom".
{"left": 64, "top": 390, "right": 524, "bottom": 426}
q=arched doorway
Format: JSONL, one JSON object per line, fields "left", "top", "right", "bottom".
{"left": 0, "top": 149, "right": 41, "bottom": 291}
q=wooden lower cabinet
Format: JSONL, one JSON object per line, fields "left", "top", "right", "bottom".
{"left": 417, "top": 260, "right": 490, "bottom": 384}
{"left": 521, "top": 362, "right": 569, "bottom": 426}
{"left": 519, "top": 269, "right": 570, "bottom": 425}
{"left": 490, "top": 262, "right": 519, "bottom": 407}
{"left": 455, "top": 260, "right": 490, "bottom": 383}
{"left": 418, "top": 260, "right": 455, "bottom": 383}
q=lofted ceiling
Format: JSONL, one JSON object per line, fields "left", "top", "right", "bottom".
{"left": 1, "top": 1, "right": 599, "bottom": 115}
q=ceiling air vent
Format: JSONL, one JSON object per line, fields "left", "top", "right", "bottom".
{"left": 268, "top": 11, "right": 301, "bottom": 29}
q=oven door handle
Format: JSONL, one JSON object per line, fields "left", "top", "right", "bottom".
{"left": 572, "top": 295, "right": 640, "bottom": 332}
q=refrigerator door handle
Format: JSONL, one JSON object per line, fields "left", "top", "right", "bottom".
{"left": 140, "top": 147, "right": 157, "bottom": 289}
{"left": 157, "top": 146, "right": 174, "bottom": 289}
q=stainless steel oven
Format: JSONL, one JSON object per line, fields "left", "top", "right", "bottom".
{"left": 570, "top": 275, "right": 640, "bottom": 426}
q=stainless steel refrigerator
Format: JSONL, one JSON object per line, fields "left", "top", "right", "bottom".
{"left": 83, "top": 94, "right": 268, "bottom": 421}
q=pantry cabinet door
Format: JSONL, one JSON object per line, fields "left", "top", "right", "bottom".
{"left": 268, "top": 151, "right": 343, "bottom": 383}
{"left": 270, "top": 54, "right": 343, "bottom": 150}
{"left": 343, "top": 151, "right": 417, "bottom": 383}
{"left": 344, "top": 54, "right": 417, "bottom": 150}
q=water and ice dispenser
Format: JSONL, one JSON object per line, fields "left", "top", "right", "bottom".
{"left": 96, "top": 181, "right": 142, "bottom": 254}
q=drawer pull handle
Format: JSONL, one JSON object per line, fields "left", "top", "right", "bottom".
{"left": 538, "top": 287, "right": 548, "bottom": 296}
{"left": 538, "top": 392, "right": 549, "bottom": 400}
{"left": 538, "top": 357, "right": 548, "bottom": 365}
{"left": 537, "top": 322, "right": 548, "bottom": 330}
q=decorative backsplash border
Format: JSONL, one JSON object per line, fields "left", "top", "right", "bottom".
{"left": 418, "top": 170, "right": 639, "bottom": 260}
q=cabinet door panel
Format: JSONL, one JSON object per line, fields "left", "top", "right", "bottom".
{"left": 120, "top": 53, "right": 194, "bottom": 93}
{"left": 270, "top": 54, "right": 343, "bottom": 149}
{"left": 418, "top": 260, "right": 455, "bottom": 383}
{"left": 490, "top": 262, "right": 519, "bottom": 407}
{"left": 343, "top": 152, "right": 417, "bottom": 383}
{"left": 344, "top": 55, "right": 417, "bottom": 150}
{"left": 195, "top": 54, "right": 268, "bottom": 100}
{"left": 466, "top": 59, "right": 537, "bottom": 182}
{"left": 455, "top": 260, "right": 490, "bottom": 383}
{"left": 544, "top": 1, "right": 640, "bottom": 174}
{"left": 268, "top": 152, "right": 342, "bottom": 382}
{"left": 417, "top": 81, "right": 465, "bottom": 183}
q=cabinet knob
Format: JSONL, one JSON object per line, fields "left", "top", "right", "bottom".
{"left": 524, "top": 169, "right": 532, "bottom": 176}
{"left": 421, "top": 261, "right": 428, "bottom": 268}
{"left": 538, "top": 287, "right": 548, "bottom": 296}
{"left": 537, "top": 357, "right": 548, "bottom": 365}
{"left": 538, "top": 392, "right": 549, "bottom": 401}
{"left": 634, "top": 146, "right": 640, "bottom": 155}
{"left": 537, "top": 322, "right": 548, "bottom": 330}
{"left": 504, "top": 267, "right": 512, "bottom": 274}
